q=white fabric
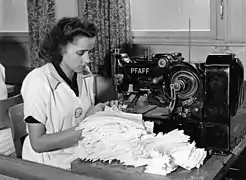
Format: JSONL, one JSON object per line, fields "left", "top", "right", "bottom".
{"left": 0, "top": 64, "right": 7, "bottom": 100}
{"left": 74, "top": 110, "right": 207, "bottom": 176}
{"left": 21, "top": 63, "right": 95, "bottom": 169}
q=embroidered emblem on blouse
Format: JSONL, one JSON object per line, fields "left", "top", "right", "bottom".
{"left": 75, "top": 107, "right": 83, "bottom": 118}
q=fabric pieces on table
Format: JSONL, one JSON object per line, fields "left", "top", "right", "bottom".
{"left": 73, "top": 107, "right": 207, "bottom": 176}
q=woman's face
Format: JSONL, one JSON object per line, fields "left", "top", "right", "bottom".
{"left": 61, "top": 36, "right": 96, "bottom": 75}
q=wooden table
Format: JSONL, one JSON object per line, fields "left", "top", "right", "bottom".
{"left": 0, "top": 155, "right": 97, "bottom": 180}
{"left": 71, "top": 127, "right": 246, "bottom": 180}
{"left": 70, "top": 102, "right": 246, "bottom": 180}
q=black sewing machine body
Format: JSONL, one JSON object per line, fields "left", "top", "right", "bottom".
{"left": 112, "top": 50, "right": 246, "bottom": 154}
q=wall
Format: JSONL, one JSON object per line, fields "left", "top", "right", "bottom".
{"left": 130, "top": 0, "right": 246, "bottom": 79}
{"left": 0, "top": 35, "right": 30, "bottom": 85}
{"left": 1, "top": 0, "right": 246, "bottom": 84}
{"left": 130, "top": 44, "right": 246, "bottom": 78}
{"left": 0, "top": 0, "right": 78, "bottom": 85}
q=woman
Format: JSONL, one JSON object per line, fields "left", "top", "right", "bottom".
{"left": 0, "top": 63, "right": 7, "bottom": 100}
{"left": 21, "top": 17, "right": 117, "bottom": 169}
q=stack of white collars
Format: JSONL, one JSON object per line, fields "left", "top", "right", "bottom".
{"left": 74, "top": 107, "right": 207, "bottom": 176}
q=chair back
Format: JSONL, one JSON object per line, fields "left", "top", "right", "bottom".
{"left": 0, "top": 94, "right": 23, "bottom": 136}
{"left": 8, "top": 103, "right": 27, "bottom": 158}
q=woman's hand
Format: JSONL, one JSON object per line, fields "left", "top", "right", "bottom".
{"left": 85, "top": 102, "right": 107, "bottom": 117}
{"left": 105, "top": 100, "right": 123, "bottom": 111}
{"left": 107, "top": 100, "right": 119, "bottom": 107}
{"left": 86, "top": 100, "right": 121, "bottom": 117}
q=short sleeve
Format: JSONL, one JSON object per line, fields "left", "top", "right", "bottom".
{"left": 0, "top": 64, "right": 7, "bottom": 100}
{"left": 21, "top": 71, "right": 48, "bottom": 125}
{"left": 0, "top": 79, "right": 7, "bottom": 100}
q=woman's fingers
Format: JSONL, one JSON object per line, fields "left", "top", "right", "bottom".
{"left": 96, "top": 103, "right": 106, "bottom": 111}
{"left": 109, "top": 100, "right": 119, "bottom": 107}
{"left": 109, "top": 100, "right": 114, "bottom": 107}
{"left": 115, "top": 100, "right": 119, "bottom": 106}
{"left": 95, "top": 100, "right": 120, "bottom": 110}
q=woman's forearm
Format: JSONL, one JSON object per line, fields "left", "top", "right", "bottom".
{"left": 31, "top": 127, "right": 83, "bottom": 153}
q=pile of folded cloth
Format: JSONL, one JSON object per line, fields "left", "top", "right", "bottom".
{"left": 73, "top": 106, "right": 207, "bottom": 176}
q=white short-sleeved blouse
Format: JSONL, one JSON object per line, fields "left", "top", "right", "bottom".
{"left": 21, "top": 63, "right": 95, "bottom": 169}
{"left": 0, "top": 64, "right": 7, "bottom": 100}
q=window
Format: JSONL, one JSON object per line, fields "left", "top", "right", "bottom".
{"left": 130, "top": 0, "right": 219, "bottom": 41}
{"left": 0, "top": 0, "right": 28, "bottom": 32}
{"left": 0, "top": 0, "right": 28, "bottom": 41}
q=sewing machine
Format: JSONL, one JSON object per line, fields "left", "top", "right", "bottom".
{"left": 111, "top": 49, "right": 246, "bottom": 155}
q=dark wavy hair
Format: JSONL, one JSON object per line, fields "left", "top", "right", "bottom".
{"left": 39, "top": 17, "right": 98, "bottom": 64}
